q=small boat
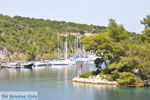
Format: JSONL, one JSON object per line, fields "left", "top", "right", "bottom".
{"left": 0, "top": 62, "right": 1, "bottom": 68}
{"left": 24, "top": 63, "right": 33, "bottom": 69}
{"left": 0, "top": 62, "right": 9, "bottom": 68}
{"left": 7, "top": 62, "right": 33, "bottom": 69}
{"left": 7, "top": 62, "right": 20, "bottom": 68}
{"left": 33, "top": 61, "right": 49, "bottom": 67}
{"left": 48, "top": 58, "right": 76, "bottom": 66}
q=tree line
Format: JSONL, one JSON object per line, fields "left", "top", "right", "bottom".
{"left": 0, "top": 14, "right": 106, "bottom": 61}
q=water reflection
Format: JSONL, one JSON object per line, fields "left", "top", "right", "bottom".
{"left": 0, "top": 68, "right": 33, "bottom": 79}
{"left": 0, "top": 64, "right": 149, "bottom": 100}
{"left": 72, "top": 81, "right": 150, "bottom": 100}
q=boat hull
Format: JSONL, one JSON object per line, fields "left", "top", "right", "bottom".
{"left": 24, "top": 63, "right": 33, "bottom": 69}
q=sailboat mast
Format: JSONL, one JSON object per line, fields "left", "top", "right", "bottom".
{"left": 65, "top": 31, "right": 68, "bottom": 60}
{"left": 57, "top": 32, "right": 60, "bottom": 58}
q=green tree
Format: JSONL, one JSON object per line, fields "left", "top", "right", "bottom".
{"left": 81, "top": 17, "right": 150, "bottom": 86}
{"left": 141, "top": 15, "right": 150, "bottom": 28}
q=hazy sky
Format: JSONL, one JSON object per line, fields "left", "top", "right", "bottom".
{"left": 0, "top": 0, "right": 149, "bottom": 33}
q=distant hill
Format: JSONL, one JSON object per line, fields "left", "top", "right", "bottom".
{"left": 0, "top": 14, "right": 106, "bottom": 61}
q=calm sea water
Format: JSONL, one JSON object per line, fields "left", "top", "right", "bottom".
{"left": 0, "top": 64, "right": 149, "bottom": 100}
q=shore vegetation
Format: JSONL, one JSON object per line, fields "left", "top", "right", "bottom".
{"left": 80, "top": 15, "right": 150, "bottom": 87}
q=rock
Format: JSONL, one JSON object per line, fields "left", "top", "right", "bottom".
{"left": 72, "top": 76, "right": 117, "bottom": 85}
{"left": 0, "top": 48, "right": 12, "bottom": 62}
{"left": 93, "top": 79, "right": 102, "bottom": 84}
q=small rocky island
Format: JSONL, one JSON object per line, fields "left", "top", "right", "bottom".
{"left": 72, "top": 75, "right": 117, "bottom": 85}
{"left": 71, "top": 70, "right": 149, "bottom": 87}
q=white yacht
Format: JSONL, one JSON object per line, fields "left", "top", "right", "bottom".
{"left": 33, "top": 60, "right": 52, "bottom": 67}
{"left": 48, "top": 58, "right": 76, "bottom": 66}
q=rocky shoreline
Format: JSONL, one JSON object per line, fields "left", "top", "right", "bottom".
{"left": 71, "top": 75, "right": 150, "bottom": 87}
{"left": 143, "top": 80, "right": 150, "bottom": 86}
{"left": 72, "top": 75, "right": 117, "bottom": 85}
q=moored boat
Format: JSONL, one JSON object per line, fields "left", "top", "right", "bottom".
{"left": 0, "top": 62, "right": 33, "bottom": 69}
{"left": 48, "top": 58, "right": 76, "bottom": 66}
{"left": 7, "top": 62, "right": 20, "bottom": 68}
{"left": 33, "top": 61, "right": 52, "bottom": 67}
{"left": 24, "top": 63, "right": 33, "bottom": 69}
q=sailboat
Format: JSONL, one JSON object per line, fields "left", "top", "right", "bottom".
{"left": 49, "top": 32, "right": 76, "bottom": 66}
{"left": 33, "top": 32, "right": 76, "bottom": 67}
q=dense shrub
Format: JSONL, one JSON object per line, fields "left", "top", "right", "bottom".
{"left": 111, "top": 71, "right": 120, "bottom": 81}
{"left": 101, "top": 74, "right": 114, "bottom": 81}
{"left": 80, "top": 71, "right": 94, "bottom": 78}
{"left": 117, "top": 72, "right": 143, "bottom": 86}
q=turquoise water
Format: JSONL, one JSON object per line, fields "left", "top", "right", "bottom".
{"left": 0, "top": 65, "right": 149, "bottom": 100}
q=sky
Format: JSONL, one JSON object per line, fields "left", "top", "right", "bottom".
{"left": 0, "top": 0, "right": 149, "bottom": 33}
